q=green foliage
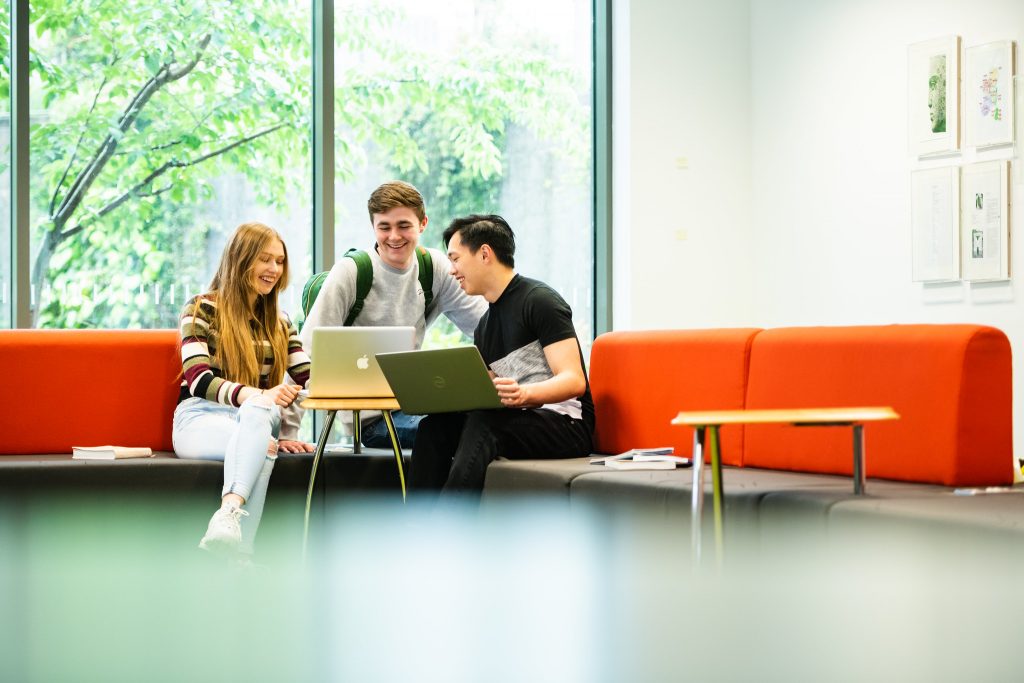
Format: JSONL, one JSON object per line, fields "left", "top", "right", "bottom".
{"left": 13, "top": 0, "right": 587, "bottom": 329}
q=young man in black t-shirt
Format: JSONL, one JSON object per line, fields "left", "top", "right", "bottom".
{"left": 409, "top": 214, "right": 594, "bottom": 495}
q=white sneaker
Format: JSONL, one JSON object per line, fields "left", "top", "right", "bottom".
{"left": 198, "top": 503, "right": 249, "bottom": 554}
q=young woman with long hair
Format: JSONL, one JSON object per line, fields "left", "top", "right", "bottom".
{"left": 173, "top": 222, "right": 313, "bottom": 557}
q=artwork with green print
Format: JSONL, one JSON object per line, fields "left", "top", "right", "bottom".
{"left": 928, "top": 54, "right": 947, "bottom": 134}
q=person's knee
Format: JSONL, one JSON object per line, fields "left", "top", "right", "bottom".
{"left": 242, "top": 392, "right": 275, "bottom": 411}
{"left": 464, "top": 412, "right": 489, "bottom": 427}
{"left": 240, "top": 394, "right": 282, "bottom": 434}
{"left": 413, "top": 415, "right": 445, "bottom": 447}
{"left": 462, "top": 411, "right": 503, "bottom": 437}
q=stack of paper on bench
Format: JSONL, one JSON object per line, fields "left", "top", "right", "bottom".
{"left": 589, "top": 447, "right": 690, "bottom": 470}
{"left": 72, "top": 446, "right": 154, "bottom": 460}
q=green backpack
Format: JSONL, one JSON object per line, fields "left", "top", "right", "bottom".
{"left": 297, "top": 247, "right": 434, "bottom": 330}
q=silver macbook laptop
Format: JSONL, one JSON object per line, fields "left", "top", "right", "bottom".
{"left": 375, "top": 346, "right": 504, "bottom": 414}
{"left": 309, "top": 326, "right": 415, "bottom": 398}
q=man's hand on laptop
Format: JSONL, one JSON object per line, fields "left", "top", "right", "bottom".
{"left": 264, "top": 383, "right": 302, "bottom": 408}
{"left": 494, "top": 377, "right": 537, "bottom": 408}
{"left": 278, "top": 440, "right": 315, "bottom": 453}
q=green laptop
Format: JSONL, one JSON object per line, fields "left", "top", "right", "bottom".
{"left": 375, "top": 346, "right": 504, "bottom": 414}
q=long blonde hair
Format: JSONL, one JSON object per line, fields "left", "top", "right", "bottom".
{"left": 202, "top": 222, "right": 291, "bottom": 387}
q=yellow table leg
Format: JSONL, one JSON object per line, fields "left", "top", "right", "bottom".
{"left": 303, "top": 409, "right": 337, "bottom": 561}
{"left": 352, "top": 409, "right": 361, "bottom": 453}
{"left": 709, "top": 425, "right": 724, "bottom": 566}
{"left": 382, "top": 410, "right": 406, "bottom": 502}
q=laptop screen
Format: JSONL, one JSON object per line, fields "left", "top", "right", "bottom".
{"left": 309, "top": 326, "right": 415, "bottom": 398}
{"left": 376, "top": 346, "right": 503, "bottom": 414}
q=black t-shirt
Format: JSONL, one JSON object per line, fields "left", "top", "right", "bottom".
{"left": 474, "top": 274, "right": 595, "bottom": 431}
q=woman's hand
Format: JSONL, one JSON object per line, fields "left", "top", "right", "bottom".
{"left": 263, "top": 383, "right": 302, "bottom": 407}
{"left": 278, "top": 439, "right": 314, "bottom": 453}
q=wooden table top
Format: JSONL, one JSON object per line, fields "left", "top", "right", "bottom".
{"left": 671, "top": 406, "right": 900, "bottom": 426}
{"left": 300, "top": 397, "right": 401, "bottom": 411}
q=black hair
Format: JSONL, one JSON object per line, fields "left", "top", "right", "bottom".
{"left": 442, "top": 214, "right": 516, "bottom": 268}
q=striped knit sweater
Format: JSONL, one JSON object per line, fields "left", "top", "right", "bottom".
{"left": 179, "top": 294, "right": 311, "bottom": 407}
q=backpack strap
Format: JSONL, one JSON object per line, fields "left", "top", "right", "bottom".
{"left": 297, "top": 271, "right": 331, "bottom": 332}
{"left": 343, "top": 248, "right": 374, "bottom": 326}
{"left": 416, "top": 246, "right": 435, "bottom": 317}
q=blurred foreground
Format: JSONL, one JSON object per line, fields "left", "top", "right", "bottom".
{"left": 0, "top": 493, "right": 1020, "bottom": 681}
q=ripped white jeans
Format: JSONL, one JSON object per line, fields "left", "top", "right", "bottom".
{"left": 172, "top": 394, "right": 281, "bottom": 554}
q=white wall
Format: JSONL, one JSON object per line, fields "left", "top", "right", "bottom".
{"left": 614, "top": 0, "right": 754, "bottom": 330}
{"left": 616, "top": 0, "right": 1024, "bottom": 462}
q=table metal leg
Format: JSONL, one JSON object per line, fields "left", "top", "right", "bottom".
{"left": 852, "top": 424, "right": 865, "bottom": 495}
{"left": 303, "top": 409, "right": 337, "bottom": 560}
{"left": 381, "top": 410, "right": 406, "bottom": 502}
{"left": 352, "top": 409, "right": 361, "bottom": 454}
{"left": 709, "top": 425, "right": 724, "bottom": 565}
{"left": 691, "top": 427, "right": 705, "bottom": 562}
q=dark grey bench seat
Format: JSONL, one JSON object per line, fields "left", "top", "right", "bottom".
{"left": 0, "top": 450, "right": 411, "bottom": 555}
{"left": 482, "top": 457, "right": 1024, "bottom": 540}
{"left": 0, "top": 450, "right": 408, "bottom": 499}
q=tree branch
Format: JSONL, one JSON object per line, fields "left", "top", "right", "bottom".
{"left": 52, "top": 34, "right": 212, "bottom": 232}
{"left": 50, "top": 65, "right": 114, "bottom": 217}
{"left": 113, "top": 138, "right": 183, "bottom": 156}
{"left": 113, "top": 108, "right": 215, "bottom": 157}
{"left": 59, "top": 122, "right": 287, "bottom": 241}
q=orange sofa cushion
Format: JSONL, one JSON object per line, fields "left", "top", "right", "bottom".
{"left": 0, "top": 330, "right": 181, "bottom": 455}
{"left": 590, "top": 329, "right": 761, "bottom": 464}
{"left": 742, "top": 325, "right": 1013, "bottom": 486}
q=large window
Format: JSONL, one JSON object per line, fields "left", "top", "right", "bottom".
{"left": 333, "top": 0, "right": 594, "bottom": 349}
{"left": 4, "top": 0, "right": 598, "bottom": 338}
{"left": 28, "top": 0, "right": 312, "bottom": 328}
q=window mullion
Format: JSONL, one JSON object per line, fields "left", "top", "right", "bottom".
{"left": 313, "top": 0, "right": 334, "bottom": 274}
{"left": 11, "top": 0, "right": 30, "bottom": 328}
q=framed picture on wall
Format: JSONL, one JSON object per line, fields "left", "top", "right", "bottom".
{"left": 961, "top": 160, "right": 1010, "bottom": 282}
{"left": 911, "top": 166, "right": 960, "bottom": 282}
{"left": 908, "top": 36, "right": 961, "bottom": 157}
{"left": 965, "top": 41, "right": 1016, "bottom": 150}
{"left": 1016, "top": 74, "right": 1024, "bottom": 186}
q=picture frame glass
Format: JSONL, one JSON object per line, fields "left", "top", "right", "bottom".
{"left": 965, "top": 41, "right": 1015, "bottom": 149}
{"left": 911, "top": 166, "right": 960, "bottom": 282}
{"left": 908, "top": 36, "right": 961, "bottom": 157}
{"left": 961, "top": 160, "right": 1010, "bottom": 281}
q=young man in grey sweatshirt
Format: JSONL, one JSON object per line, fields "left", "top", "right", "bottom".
{"left": 281, "top": 180, "right": 486, "bottom": 447}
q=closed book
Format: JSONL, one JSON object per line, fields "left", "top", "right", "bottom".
{"left": 72, "top": 446, "right": 154, "bottom": 460}
{"left": 605, "top": 458, "right": 678, "bottom": 470}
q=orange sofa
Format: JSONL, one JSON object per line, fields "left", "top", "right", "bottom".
{"left": 0, "top": 329, "right": 181, "bottom": 455}
{"left": 485, "top": 324, "right": 1016, "bottom": 532}
{"left": 742, "top": 325, "right": 1012, "bottom": 487}
{"left": 0, "top": 329, "right": 407, "bottom": 507}
{"left": 587, "top": 324, "right": 1012, "bottom": 487}
{"left": 2, "top": 324, "right": 1014, "bottom": 489}
{"left": 590, "top": 328, "right": 760, "bottom": 468}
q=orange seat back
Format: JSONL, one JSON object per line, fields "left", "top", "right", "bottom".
{"left": 742, "top": 325, "right": 1013, "bottom": 486}
{"left": 0, "top": 330, "right": 181, "bottom": 455}
{"left": 590, "top": 329, "right": 761, "bottom": 464}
